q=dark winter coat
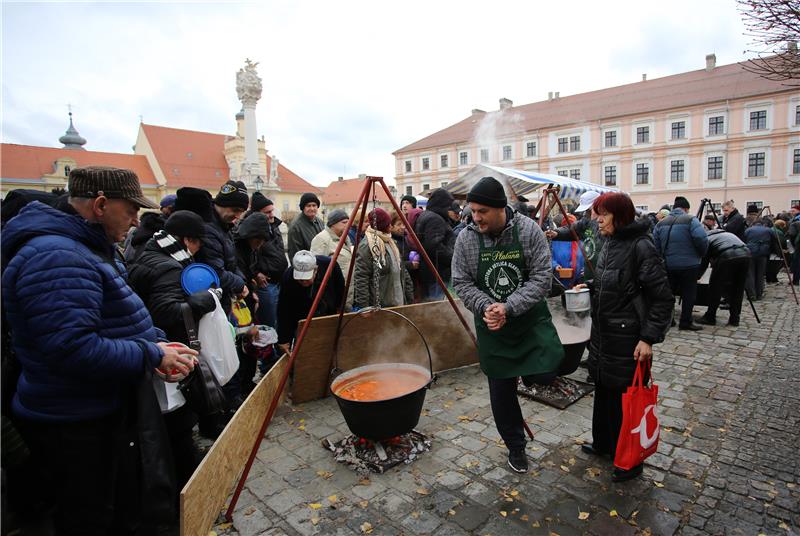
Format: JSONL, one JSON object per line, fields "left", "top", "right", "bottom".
{"left": 653, "top": 209, "right": 708, "bottom": 270}
{"left": 276, "top": 255, "right": 344, "bottom": 345}
{"left": 261, "top": 215, "right": 289, "bottom": 282}
{"left": 744, "top": 224, "right": 772, "bottom": 258}
{"left": 194, "top": 208, "right": 246, "bottom": 309}
{"left": 699, "top": 230, "right": 751, "bottom": 274}
{"left": 413, "top": 189, "right": 455, "bottom": 286}
{"left": 721, "top": 209, "right": 746, "bottom": 241}
{"left": 128, "top": 238, "right": 213, "bottom": 345}
{"left": 1, "top": 202, "right": 163, "bottom": 421}
{"left": 287, "top": 214, "right": 323, "bottom": 260}
{"left": 587, "top": 218, "right": 674, "bottom": 390}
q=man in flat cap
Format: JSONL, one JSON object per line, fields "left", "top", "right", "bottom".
{"left": 452, "top": 176, "right": 563, "bottom": 474}
{"left": 2, "top": 166, "right": 197, "bottom": 533}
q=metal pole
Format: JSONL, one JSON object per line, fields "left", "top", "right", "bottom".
{"left": 373, "top": 177, "right": 478, "bottom": 347}
{"left": 225, "top": 178, "right": 374, "bottom": 522}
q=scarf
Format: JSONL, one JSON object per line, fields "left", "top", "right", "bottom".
{"left": 365, "top": 226, "right": 404, "bottom": 306}
{"left": 153, "top": 230, "right": 193, "bottom": 266}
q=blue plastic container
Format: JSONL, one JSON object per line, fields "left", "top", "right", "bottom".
{"left": 181, "top": 263, "right": 220, "bottom": 294}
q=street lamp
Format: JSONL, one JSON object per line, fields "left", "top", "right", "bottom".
{"left": 254, "top": 175, "right": 264, "bottom": 192}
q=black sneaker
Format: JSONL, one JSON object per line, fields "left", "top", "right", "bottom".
{"left": 507, "top": 449, "right": 528, "bottom": 473}
{"left": 679, "top": 324, "right": 703, "bottom": 331}
{"left": 612, "top": 463, "right": 643, "bottom": 482}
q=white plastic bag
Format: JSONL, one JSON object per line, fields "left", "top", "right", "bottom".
{"left": 152, "top": 376, "right": 186, "bottom": 413}
{"left": 252, "top": 325, "right": 278, "bottom": 347}
{"left": 197, "top": 290, "right": 239, "bottom": 386}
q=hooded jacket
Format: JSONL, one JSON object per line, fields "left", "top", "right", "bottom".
{"left": 2, "top": 202, "right": 163, "bottom": 421}
{"left": 124, "top": 211, "right": 165, "bottom": 263}
{"left": 413, "top": 189, "right": 456, "bottom": 287}
{"left": 587, "top": 218, "right": 674, "bottom": 389}
{"left": 194, "top": 207, "right": 246, "bottom": 309}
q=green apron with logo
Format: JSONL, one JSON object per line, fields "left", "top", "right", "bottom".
{"left": 475, "top": 224, "right": 564, "bottom": 379}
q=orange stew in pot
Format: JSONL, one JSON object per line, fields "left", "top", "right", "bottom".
{"left": 335, "top": 368, "right": 429, "bottom": 402}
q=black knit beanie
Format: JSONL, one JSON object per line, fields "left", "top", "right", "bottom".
{"left": 175, "top": 187, "right": 214, "bottom": 222}
{"left": 466, "top": 176, "right": 506, "bottom": 208}
{"left": 214, "top": 181, "right": 249, "bottom": 209}
{"left": 251, "top": 191, "right": 273, "bottom": 212}
{"left": 165, "top": 210, "right": 206, "bottom": 239}
{"left": 299, "top": 192, "right": 321, "bottom": 210}
{"left": 673, "top": 196, "right": 690, "bottom": 210}
{"left": 400, "top": 195, "right": 417, "bottom": 208}
{"left": 237, "top": 212, "right": 270, "bottom": 240}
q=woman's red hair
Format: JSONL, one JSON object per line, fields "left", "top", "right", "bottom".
{"left": 592, "top": 192, "right": 635, "bottom": 230}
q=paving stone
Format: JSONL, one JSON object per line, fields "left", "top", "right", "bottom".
{"left": 399, "top": 510, "right": 442, "bottom": 534}
{"left": 232, "top": 505, "right": 273, "bottom": 536}
{"left": 450, "top": 502, "right": 490, "bottom": 531}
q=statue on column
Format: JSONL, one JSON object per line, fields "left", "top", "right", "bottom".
{"left": 236, "top": 59, "right": 262, "bottom": 106}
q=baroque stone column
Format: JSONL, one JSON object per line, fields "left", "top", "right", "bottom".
{"left": 236, "top": 59, "right": 264, "bottom": 188}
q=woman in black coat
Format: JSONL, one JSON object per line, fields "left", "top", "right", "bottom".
{"left": 575, "top": 193, "right": 673, "bottom": 482}
{"left": 413, "top": 188, "right": 455, "bottom": 300}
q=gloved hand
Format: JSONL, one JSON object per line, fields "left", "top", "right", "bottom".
{"left": 187, "top": 290, "right": 216, "bottom": 316}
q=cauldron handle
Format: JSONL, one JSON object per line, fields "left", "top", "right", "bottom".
{"left": 331, "top": 306, "right": 435, "bottom": 383}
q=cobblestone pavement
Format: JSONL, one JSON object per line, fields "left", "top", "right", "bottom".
{"left": 215, "top": 280, "right": 799, "bottom": 536}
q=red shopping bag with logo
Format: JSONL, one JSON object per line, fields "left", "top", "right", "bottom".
{"left": 614, "top": 359, "right": 660, "bottom": 470}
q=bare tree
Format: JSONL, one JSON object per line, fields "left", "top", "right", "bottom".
{"left": 738, "top": 0, "right": 800, "bottom": 85}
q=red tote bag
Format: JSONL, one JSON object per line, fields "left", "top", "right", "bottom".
{"left": 614, "top": 360, "right": 660, "bottom": 470}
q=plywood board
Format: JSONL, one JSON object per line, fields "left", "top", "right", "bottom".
{"left": 180, "top": 354, "right": 289, "bottom": 536}
{"left": 290, "top": 300, "right": 478, "bottom": 404}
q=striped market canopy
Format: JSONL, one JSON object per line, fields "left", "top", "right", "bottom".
{"left": 442, "top": 164, "right": 619, "bottom": 202}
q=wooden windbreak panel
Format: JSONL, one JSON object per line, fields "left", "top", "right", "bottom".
{"left": 180, "top": 354, "right": 289, "bottom": 536}
{"left": 290, "top": 300, "right": 478, "bottom": 404}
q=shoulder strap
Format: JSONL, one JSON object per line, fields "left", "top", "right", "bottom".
{"left": 180, "top": 303, "right": 201, "bottom": 351}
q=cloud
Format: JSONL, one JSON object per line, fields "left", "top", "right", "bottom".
{"left": 2, "top": 0, "right": 752, "bottom": 188}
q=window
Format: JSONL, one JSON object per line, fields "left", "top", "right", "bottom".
{"left": 64, "top": 165, "right": 71, "bottom": 176}
{"left": 422, "top": 183, "right": 430, "bottom": 191}
{"left": 422, "top": 157, "right": 430, "bottom": 171}
{"left": 405, "top": 185, "right": 413, "bottom": 196}
{"left": 796, "top": 105, "right": 800, "bottom": 126}
{"left": 440, "top": 154, "right": 448, "bottom": 168}
{"left": 794, "top": 149, "right": 800, "bottom": 174}
{"left": 558, "top": 137, "right": 568, "bottom": 153}
{"left": 404, "top": 160, "right": 412, "bottom": 173}
{"left": 635, "top": 205, "right": 649, "bottom": 212}
{"left": 747, "top": 201, "right": 764, "bottom": 211}
{"left": 459, "top": 151, "right": 468, "bottom": 166}
{"left": 709, "top": 116, "right": 724, "bottom": 136}
{"left": 791, "top": 199, "right": 800, "bottom": 209}
{"left": 711, "top": 202, "right": 722, "bottom": 213}
{"left": 670, "top": 159, "right": 685, "bottom": 182}
{"left": 480, "top": 149, "right": 489, "bottom": 162}
{"left": 636, "top": 126, "right": 649, "bottom": 144}
{"left": 636, "top": 163, "right": 649, "bottom": 185}
{"left": 283, "top": 201, "right": 289, "bottom": 212}
{"left": 570, "top": 136, "right": 581, "bottom": 152}
{"left": 748, "top": 152, "right": 765, "bottom": 177}
{"left": 526, "top": 141, "right": 537, "bottom": 157}
{"left": 557, "top": 170, "right": 568, "bottom": 177}
{"left": 604, "top": 131, "right": 617, "bottom": 148}
{"left": 750, "top": 110, "right": 767, "bottom": 130}
{"left": 671, "top": 121, "right": 686, "bottom": 140}
{"left": 708, "top": 156, "right": 723, "bottom": 180}
{"left": 440, "top": 181, "right": 449, "bottom": 188}
{"left": 604, "top": 165, "right": 617, "bottom": 186}
{"left": 569, "top": 169, "right": 581, "bottom": 180}
{"left": 502, "top": 145, "right": 512, "bottom": 160}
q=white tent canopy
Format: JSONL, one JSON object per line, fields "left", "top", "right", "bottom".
{"left": 442, "top": 164, "right": 620, "bottom": 203}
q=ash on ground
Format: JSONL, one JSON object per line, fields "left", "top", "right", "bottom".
{"left": 322, "top": 430, "right": 431, "bottom": 475}
{"left": 517, "top": 377, "right": 594, "bottom": 409}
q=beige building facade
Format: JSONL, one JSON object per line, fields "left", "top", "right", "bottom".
{"left": 394, "top": 56, "right": 800, "bottom": 215}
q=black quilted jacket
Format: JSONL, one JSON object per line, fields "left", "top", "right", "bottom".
{"left": 586, "top": 218, "right": 674, "bottom": 389}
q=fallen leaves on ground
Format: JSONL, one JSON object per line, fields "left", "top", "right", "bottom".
{"left": 560, "top": 465, "right": 570, "bottom": 472}
{"left": 654, "top": 481, "right": 665, "bottom": 488}
{"left": 358, "top": 500, "right": 369, "bottom": 508}
{"left": 358, "top": 477, "right": 371, "bottom": 486}
{"left": 586, "top": 467, "right": 601, "bottom": 478}
{"left": 578, "top": 511, "right": 590, "bottom": 520}
{"left": 360, "top": 521, "right": 373, "bottom": 534}
{"left": 416, "top": 487, "right": 430, "bottom": 495}
{"left": 308, "top": 503, "right": 322, "bottom": 510}
{"left": 316, "top": 470, "right": 333, "bottom": 479}
{"left": 311, "top": 517, "right": 320, "bottom": 526}
{"left": 609, "top": 509, "right": 618, "bottom": 517}
{"left": 328, "top": 495, "right": 338, "bottom": 503}
{"left": 499, "top": 511, "right": 507, "bottom": 517}
{"left": 520, "top": 514, "right": 529, "bottom": 521}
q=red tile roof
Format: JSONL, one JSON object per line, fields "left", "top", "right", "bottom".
{"left": 0, "top": 143, "right": 158, "bottom": 185}
{"left": 141, "top": 123, "right": 320, "bottom": 193}
{"left": 394, "top": 60, "right": 795, "bottom": 154}
{"left": 322, "top": 177, "right": 392, "bottom": 205}
{"left": 140, "top": 124, "right": 229, "bottom": 189}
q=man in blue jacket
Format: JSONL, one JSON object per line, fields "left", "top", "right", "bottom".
{"left": 653, "top": 196, "right": 709, "bottom": 331}
{"left": 2, "top": 167, "right": 197, "bottom": 534}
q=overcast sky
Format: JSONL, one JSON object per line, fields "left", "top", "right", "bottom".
{"left": 2, "top": 0, "right": 752, "bottom": 187}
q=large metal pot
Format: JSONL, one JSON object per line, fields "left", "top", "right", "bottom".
{"left": 330, "top": 307, "right": 434, "bottom": 441}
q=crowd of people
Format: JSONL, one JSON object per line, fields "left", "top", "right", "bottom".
{"left": 2, "top": 164, "right": 798, "bottom": 534}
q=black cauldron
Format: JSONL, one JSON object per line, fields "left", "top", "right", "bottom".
{"left": 330, "top": 307, "right": 435, "bottom": 441}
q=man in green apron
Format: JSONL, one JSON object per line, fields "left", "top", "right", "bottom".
{"left": 452, "top": 176, "right": 564, "bottom": 473}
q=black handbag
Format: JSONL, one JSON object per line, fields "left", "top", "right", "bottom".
{"left": 178, "top": 303, "right": 226, "bottom": 417}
